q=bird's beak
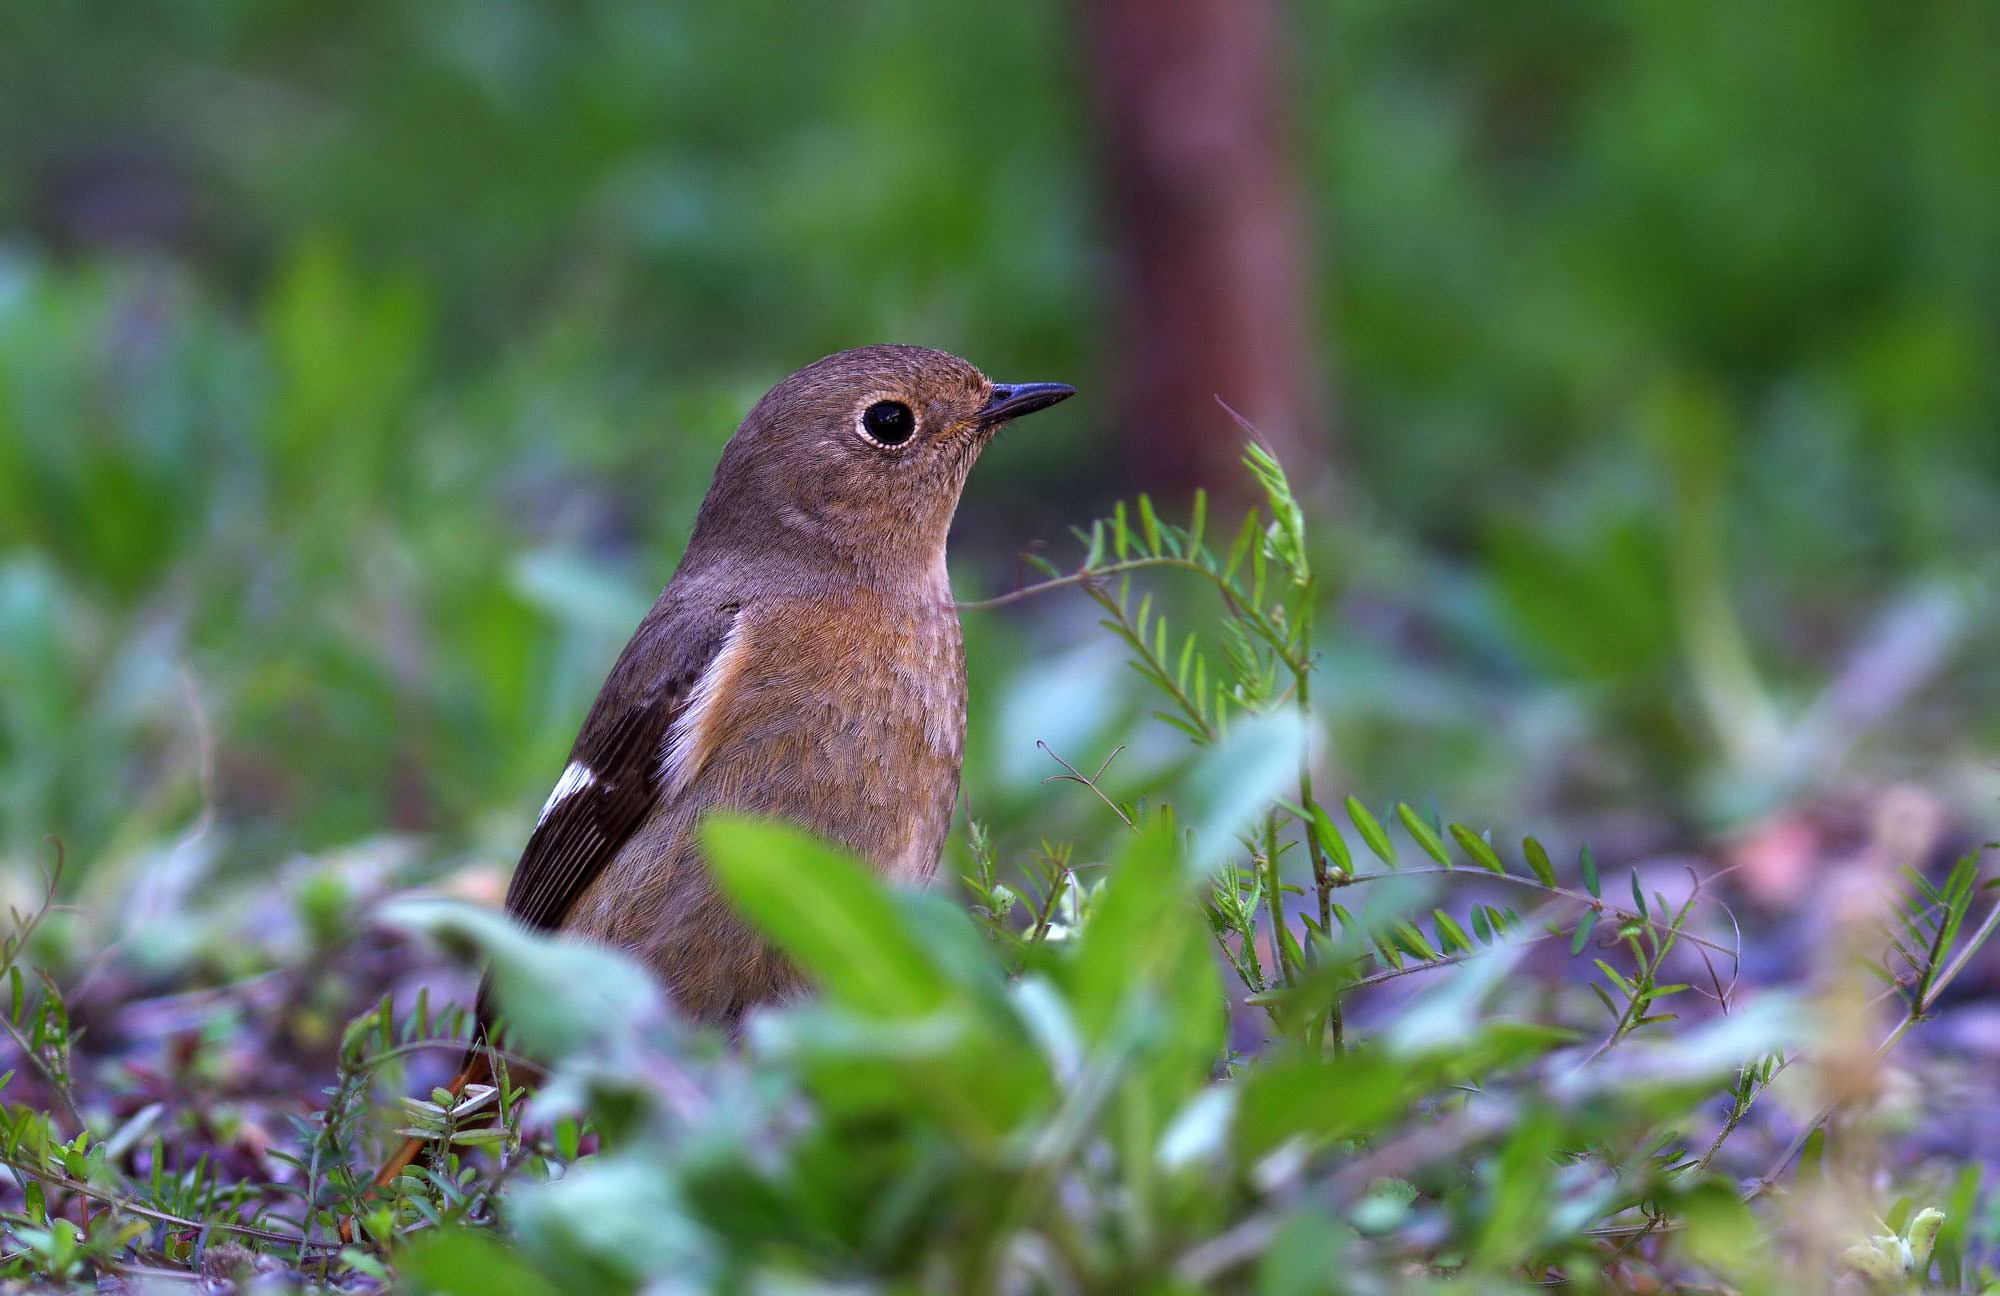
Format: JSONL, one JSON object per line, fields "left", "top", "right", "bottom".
{"left": 978, "top": 381, "right": 1076, "bottom": 427}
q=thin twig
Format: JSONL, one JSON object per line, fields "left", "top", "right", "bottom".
{"left": 1036, "top": 742, "right": 1135, "bottom": 829}
{"left": 956, "top": 557, "right": 1203, "bottom": 612}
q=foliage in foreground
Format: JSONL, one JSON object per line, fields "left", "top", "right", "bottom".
{"left": 0, "top": 449, "right": 1994, "bottom": 1293}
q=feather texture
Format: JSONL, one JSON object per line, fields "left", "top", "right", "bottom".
{"left": 501, "top": 601, "right": 738, "bottom": 936}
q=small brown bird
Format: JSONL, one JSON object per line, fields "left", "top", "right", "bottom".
{"left": 371, "top": 344, "right": 1072, "bottom": 1189}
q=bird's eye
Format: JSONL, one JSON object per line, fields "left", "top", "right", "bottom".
{"left": 860, "top": 400, "right": 915, "bottom": 446}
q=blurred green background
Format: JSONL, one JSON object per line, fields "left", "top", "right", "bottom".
{"left": 2, "top": 0, "right": 1996, "bottom": 946}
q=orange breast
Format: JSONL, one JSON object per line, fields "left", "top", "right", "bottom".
{"left": 689, "top": 590, "right": 967, "bottom": 882}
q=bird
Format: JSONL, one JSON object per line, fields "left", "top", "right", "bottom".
{"left": 367, "top": 344, "right": 1073, "bottom": 1192}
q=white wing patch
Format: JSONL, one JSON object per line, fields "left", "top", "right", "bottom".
{"left": 660, "top": 616, "right": 750, "bottom": 796}
{"left": 536, "top": 760, "right": 597, "bottom": 827}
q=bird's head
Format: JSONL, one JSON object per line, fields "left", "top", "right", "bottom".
{"left": 686, "top": 345, "right": 1074, "bottom": 588}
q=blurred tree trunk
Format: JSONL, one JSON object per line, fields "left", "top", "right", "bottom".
{"left": 1083, "top": 0, "right": 1331, "bottom": 500}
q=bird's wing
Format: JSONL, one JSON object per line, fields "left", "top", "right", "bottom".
{"left": 502, "top": 598, "right": 739, "bottom": 934}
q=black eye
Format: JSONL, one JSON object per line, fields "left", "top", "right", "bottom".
{"left": 860, "top": 400, "right": 915, "bottom": 446}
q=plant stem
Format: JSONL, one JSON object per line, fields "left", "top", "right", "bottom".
{"left": 1285, "top": 593, "right": 1345, "bottom": 1052}
{"left": 1260, "top": 822, "right": 1295, "bottom": 990}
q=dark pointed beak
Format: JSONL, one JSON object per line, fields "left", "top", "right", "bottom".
{"left": 978, "top": 381, "right": 1076, "bottom": 427}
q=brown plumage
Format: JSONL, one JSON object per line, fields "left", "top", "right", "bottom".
{"left": 368, "top": 345, "right": 1072, "bottom": 1193}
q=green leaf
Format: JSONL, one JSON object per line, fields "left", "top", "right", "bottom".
{"left": 1676, "top": 1181, "right": 1767, "bottom": 1275}
{"left": 1236, "top": 1053, "right": 1413, "bottom": 1155}
{"left": 1579, "top": 846, "right": 1601, "bottom": 897}
{"left": 1397, "top": 804, "right": 1452, "bottom": 867}
{"left": 1077, "top": 824, "right": 1216, "bottom": 1019}
{"left": 1309, "top": 801, "right": 1353, "bottom": 877}
{"left": 448, "top": 1128, "right": 510, "bottom": 1147}
{"left": 1138, "top": 493, "right": 1163, "bottom": 554}
{"left": 1432, "top": 909, "right": 1472, "bottom": 953}
{"left": 1185, "top": 711, "right": 1309, "bottom": 877}
{"left": 1346, "top": 797, "right": 1396, "bottom": 866}
{"left": 1241, "top": 442, "right": 1309, "bottom": 583}
{"left": 1472, "top": 1108, "right": 1559, "bottom": 1269}
{"left": 703, "top": 816, "right": 945, "bottom": 1018}
{"left": 382, "top": 899, "right": 660, "bottom": 1060}
{"left": 1570, "top": 909, "right": 1600, "bottom": 956}
{"left": 1799, "top": 1127, "right": 1826, "bottom": 1180}
{"left": 1224, "top": 509, "right": 1259, "bottom": 582}
{"left": 1390, "top": 921, "right": 1437, "bottom": 962}
{"left": 1523, "top": 837, "right": 1556, "bottom": 888}
{"left": 506, "top": 1152, "right": 712, "bottom": 1283}
{"left": 1936, "top": 1163, "right": 1981, "bottom": 1284}
{"left": 1256, "top": 1206, "right": 1349, "bottom": 1296}
{"left": 1158, "top": 1085, "right": 1235, "bottom": 1172}
{"left": 1450, "top": 824, "right": 1505, "bottom": 874}
{"left": 1071, "top": 820, "right": 1227, "bottom": 1148}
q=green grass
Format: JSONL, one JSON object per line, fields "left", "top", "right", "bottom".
{"left": 1, "top": 4, "right": 1998, "bottom": 1286}
{"left": 0, "top": 455, "right": 1992, "bottom": 1292}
